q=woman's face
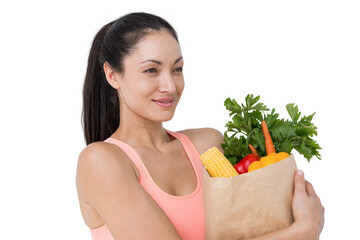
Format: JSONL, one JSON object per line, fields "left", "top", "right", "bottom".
{"left": 117, "top": 30, "right": 184, "bottom": 123}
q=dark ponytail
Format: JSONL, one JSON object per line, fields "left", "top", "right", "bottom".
{"left": 82, "top": 12, "right": 179, "bottom": 145}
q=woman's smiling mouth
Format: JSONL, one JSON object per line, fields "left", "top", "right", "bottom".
{"left": 152, "top": 97, "right": 176, "bottom": 107}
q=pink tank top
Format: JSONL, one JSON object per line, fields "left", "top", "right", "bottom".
{"left": 90, "top": 129, "right": 205, "bottom": 240}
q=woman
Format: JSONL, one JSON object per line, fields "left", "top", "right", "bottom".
{"left": 76, "top": 12, "right": 324, "bottom": 240}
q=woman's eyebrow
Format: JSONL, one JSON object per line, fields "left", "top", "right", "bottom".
{"left": 174, "top": 56, "right": 183, "bottom": 64}
{"left": 140, "top": 56, "right": 183, "bottom": 65}
{"left": 141, "top": 59, "right": 162, "bottom": 65}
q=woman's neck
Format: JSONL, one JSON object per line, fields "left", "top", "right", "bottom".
{"left": 111, "top": 120, "right": 173, "bottom": 150}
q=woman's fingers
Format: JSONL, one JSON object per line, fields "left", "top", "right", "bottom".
{"left": 294, "top": 170, "right": 306, "bottom": 197}
{"left": 294, "top": 170, "right": 318, "bottom": 197}
{"left": 291, "top": 169, "right": 325, "bottom": 238}
{"left": 305, "top": 180, "right": 317, "bottom": 196}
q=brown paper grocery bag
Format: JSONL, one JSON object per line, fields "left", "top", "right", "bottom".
{"left": 203, "top": 154, "right": 298, "bottom": 240}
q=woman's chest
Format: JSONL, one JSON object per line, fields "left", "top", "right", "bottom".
{"left": 134, "top": 147, "right": 198, "bottom": 197}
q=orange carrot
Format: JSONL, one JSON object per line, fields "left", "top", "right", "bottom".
{"left": 261, "top": 121, "right": 276, "bottom": 155}
{"left": 248, "top": 144, "right": 260, "bottom": 158}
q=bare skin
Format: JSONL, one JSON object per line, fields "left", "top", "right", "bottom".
{"left": 76, "top": 30, "right": 324, "bottom": 240}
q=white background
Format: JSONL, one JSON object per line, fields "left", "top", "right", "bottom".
{"left": 0, "top": 0, "right": 359, "bottom": 239}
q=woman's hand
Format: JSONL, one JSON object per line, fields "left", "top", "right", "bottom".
{"left": 248, "top": 169, "right": 325, "bottom": 240}
{"left": 249, "top": 169, "right": 325, "bottom": 240}
{"left": 291, "top": 170, "right": 325, "bottom": 239}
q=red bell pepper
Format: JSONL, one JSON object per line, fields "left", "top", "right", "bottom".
{"left": 234, "top": 154, "right": 260, "bottom": 174}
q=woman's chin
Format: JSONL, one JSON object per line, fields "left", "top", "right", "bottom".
{"left": 155, "top": 112, "right": 175, "bottom": 122}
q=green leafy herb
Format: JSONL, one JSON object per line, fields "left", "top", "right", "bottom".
{"left": 221, "top": 94, "right": 321, "bottom": 164}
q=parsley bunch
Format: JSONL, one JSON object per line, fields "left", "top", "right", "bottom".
{"left": 221, "top": 94, "right": 321, "bottom": 165}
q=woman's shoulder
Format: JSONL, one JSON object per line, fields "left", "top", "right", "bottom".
{"left": 78, "top": 141, "right": 126, "bottom": 166}
{"left": 77, "top": 141, "right": 140, "bottom": 183}
{"left": 177, "top": 127, "right": 225, "bottom": 155}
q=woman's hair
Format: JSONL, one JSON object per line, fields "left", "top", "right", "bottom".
{"left": 82, "top": 12, "right": 179, "bottom": 145}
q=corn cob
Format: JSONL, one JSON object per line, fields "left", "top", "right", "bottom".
{"left": 200, "top": 147, "right": 239, "bottom": 177}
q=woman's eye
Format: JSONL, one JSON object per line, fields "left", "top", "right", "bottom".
{"left": 174, "top": 67, "right": 183, "bottom": 72}
{"left": 145, "top": 68, "right": 157, "bottom": 73}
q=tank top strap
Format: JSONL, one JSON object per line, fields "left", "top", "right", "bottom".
{"left": 166, "top": 129, "right": 203, "bottom": 172}
{"left": 104, "top": 138, "right": 144, "bottom": 179}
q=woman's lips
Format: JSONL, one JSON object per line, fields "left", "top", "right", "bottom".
{"left": 152, "top": 98, "right": 176, "bottom": 108}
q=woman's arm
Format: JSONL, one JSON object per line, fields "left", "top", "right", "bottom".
{"left": 76, "top": 142, "right": 182, "bottom": 240}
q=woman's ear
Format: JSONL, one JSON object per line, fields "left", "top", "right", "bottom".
{"left": 103, "top": 62, "right": 121, "bottom": 90}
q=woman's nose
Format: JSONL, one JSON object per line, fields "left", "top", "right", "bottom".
{"left": 158, "top": 73, "right": 176, "bottom": 93}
